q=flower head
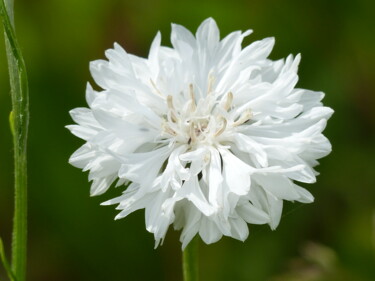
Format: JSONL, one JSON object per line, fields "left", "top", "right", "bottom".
{"left": 67, "top": 18, "right": 333, "bottom": 248}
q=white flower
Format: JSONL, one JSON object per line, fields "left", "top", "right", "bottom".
{"left": 67, "top": 18, "right": 333, "bottom": 249}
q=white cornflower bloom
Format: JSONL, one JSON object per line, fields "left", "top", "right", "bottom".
{"left": 67, "top": 18, "right": 333, "bottom": 248}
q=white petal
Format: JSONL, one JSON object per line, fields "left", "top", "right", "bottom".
{"left": 238, "top": 37, "right": 275, "bottom": 62}
{"left": 207, "top": 148, "right": 223, "bottom": 206}
{"left": 219, "top": 148, "right": 253, "bottom": 196}
{"left": 199, "top": 216, "right": 222, "bottom": 244}
{"left": 90, "top": 175, "right": 117, "bottom": 196}
{"left": 178, "top": 202, "right": 202, "bottom": 249}
{"left": 254, "top": 174, "right": 300, "bottom": 201}
{"left": 85, "top": 83, "right": 99, "bottom": 106}
{"left": 69, "top": 108, "right": 100, "bottom": 128}
{"left": 294, "top": 185, "right": 314, "bottom": 203}
{"left": 171, "top": 23, "right": 196, "bottom": 50}
{"left": 114, "top": 192, "right": 155, "bottom": 220}
{"left": 66, "top": 125, "right": 97, "bottom": 140}
{"left": 160, "top": 145, "right": 189, "bottom": 191}
{"left": 229, "top": 216, "right": 249, "bottom": 241}
{"left": 105, "top": 43, "right": 135, "bottom": 77}
{"left": 118, "top": 145, "right": 173, "bottom": 188}
{"left": 180, "top": 146, "right": 209, "bottom": 176}
{"left": 148, "top": 31, "right": 161, "bottom": 77}
{"left": 196, "top": 17, "right": 220, "bottom": 52}
{"left": 177, "top": 176, "right": 214, "bottom": 217}
{"left": 236, "top": 202, "right": 270, "bottom": 224}
{"left": 267, "top": 194, "right": 283, "bottom": 230}
{"left": 69, "top": 144, "right": 96, "bottom": 169}
{"left": 232, "top": 133, "right": 268, "bottom": 167}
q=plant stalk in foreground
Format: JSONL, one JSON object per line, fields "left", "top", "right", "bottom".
{"left": 0, "top": 0, "right": 29, "bottom": 280}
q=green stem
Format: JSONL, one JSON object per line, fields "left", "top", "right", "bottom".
{"left": 0, "top": 238, "right": 16, "bottom": 281}
{"left": 1, "top": 0, "right": 29, "bottom": 280}
{"left": 182, "top": 236, "right": 199, "bottom": 281}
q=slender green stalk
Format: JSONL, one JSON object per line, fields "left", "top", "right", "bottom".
{"left": 0, "top": 0, "right": 29, "bottom": 280}
{"left": 182, "top": 236, "right": 199, "bottom": 281}
{"left": 0, "top": 238, "right": 16, "bottom": 281}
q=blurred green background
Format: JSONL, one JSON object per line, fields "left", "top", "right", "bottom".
{"left": 1, "top": 0, "right": 374, "bottom": 280}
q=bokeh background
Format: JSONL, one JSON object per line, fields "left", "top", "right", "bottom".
{"left": 1, "top": 0, "right": 374, "bottom": 280}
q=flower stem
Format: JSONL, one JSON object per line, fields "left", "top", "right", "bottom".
{"left": 182, "top": 236, "right": 199, "bottom": 281}
{"left": 1, "top": 0, "right": 29, "bottom": 280}
{"left": 0, "top": 238, "right": 16, "bottom": 281}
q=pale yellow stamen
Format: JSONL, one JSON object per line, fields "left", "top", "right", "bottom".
{"left": 215, "top": 116, "right": 228, "bottom": 136}
{"left": 162, "top": 121, "right": 177, "bottom": 136}
{"left": 222, "top": 92, "right": 233, "bottom": 111}
{"left": 189, "top": 122, "right": 197, "bottom": 143}
{"left": 150, "top": 79, "right": 163, "bottom": 96}
{"left": 233, "top": 110, "right": 252, "bottom": 126}
{"left": 167, "top": 95, "right": 178, "bottom": 122}
{"left": 189, "top": 84, "right": 196, "bottom": 112}
{"left": 207, "top": 74, "right": 215, "bottom": 95}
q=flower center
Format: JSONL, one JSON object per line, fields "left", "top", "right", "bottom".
{"left": 160, "top": 83, "right": 237, "bottom": 147}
